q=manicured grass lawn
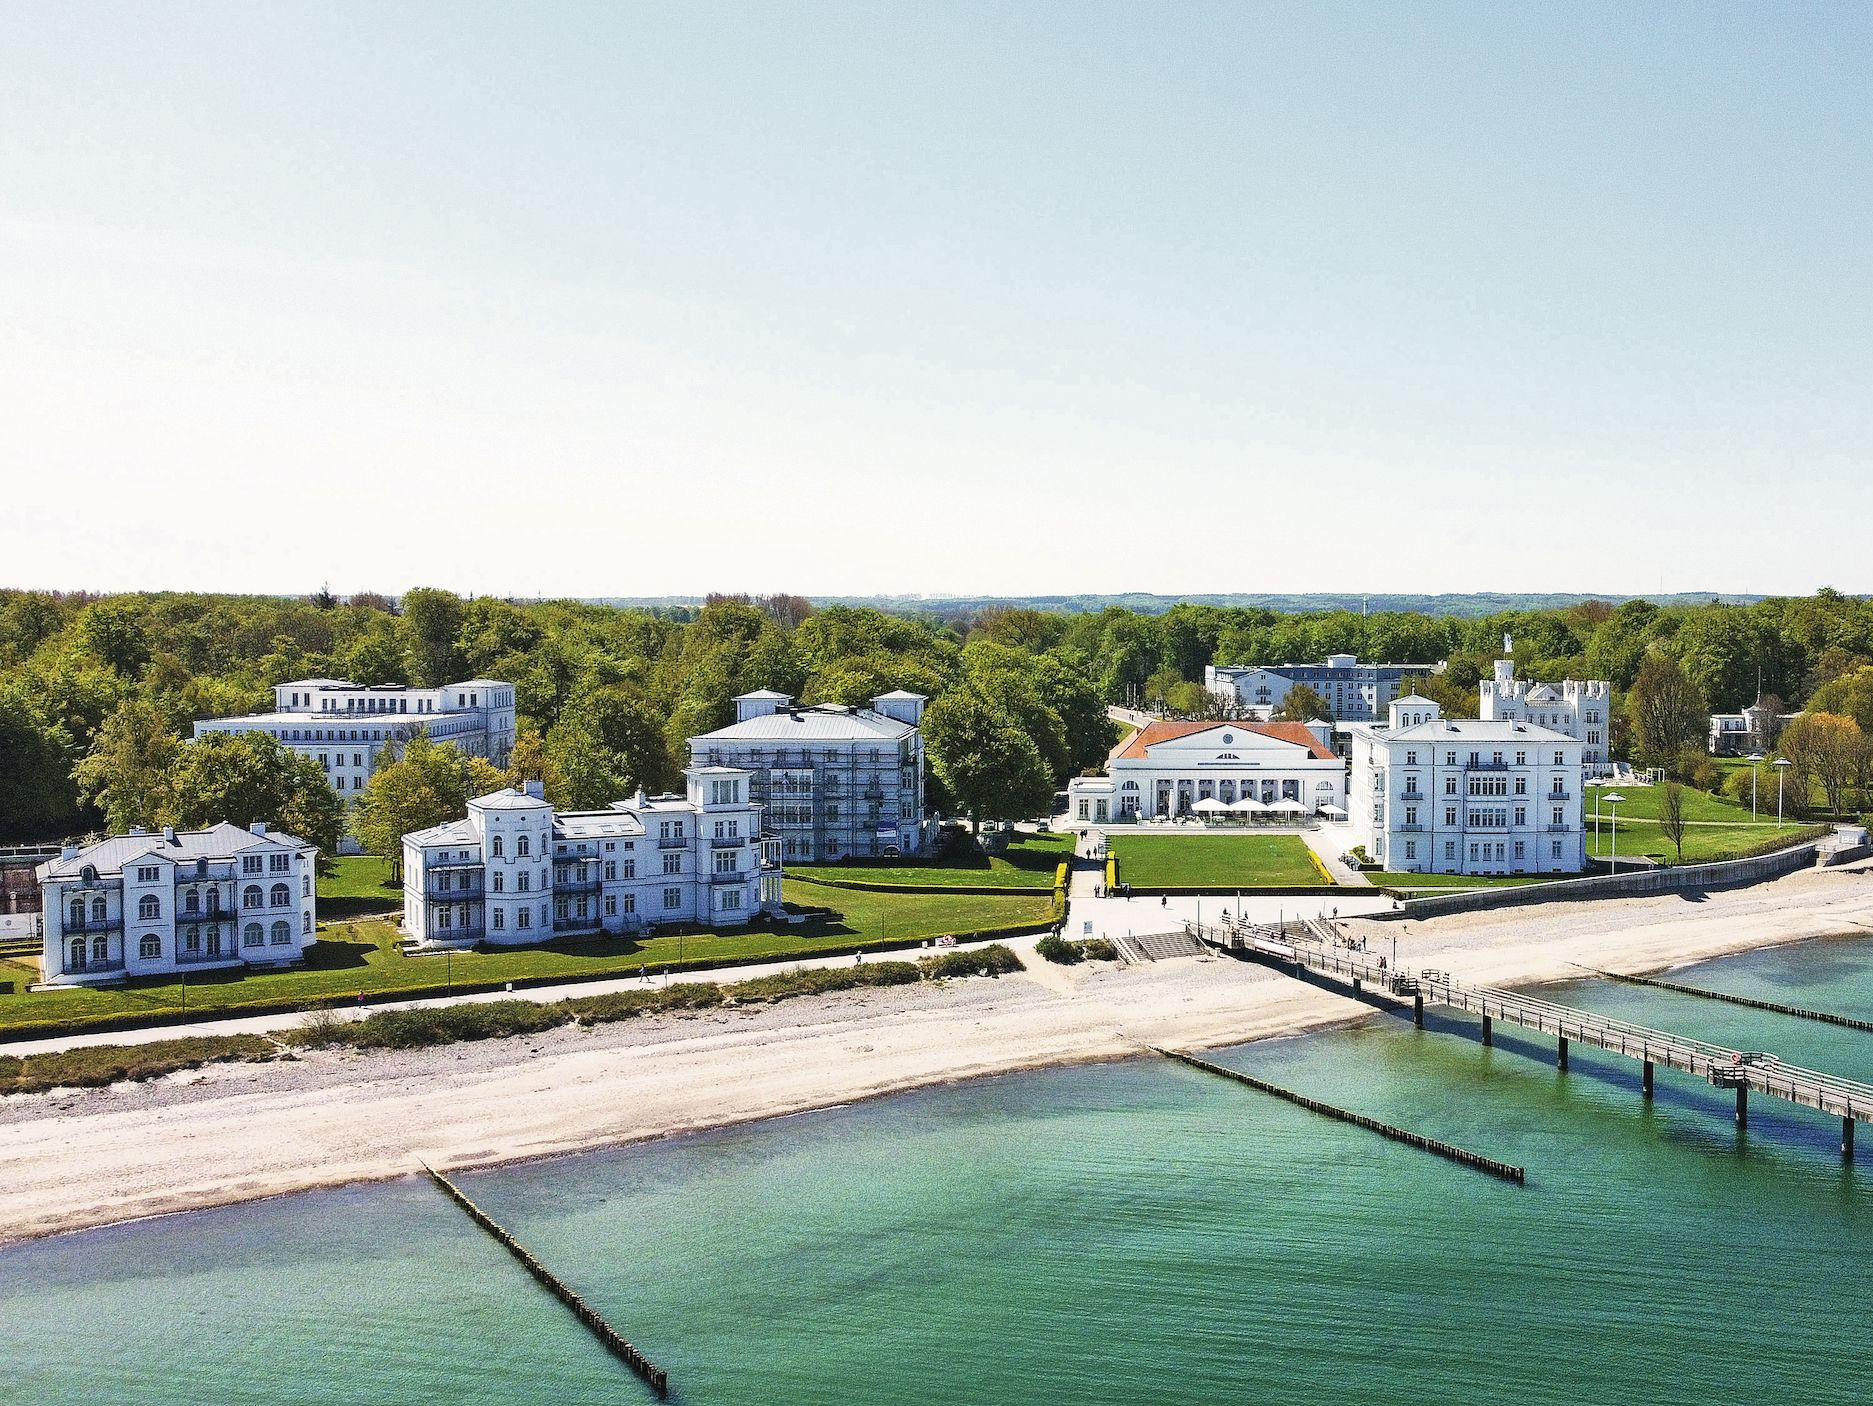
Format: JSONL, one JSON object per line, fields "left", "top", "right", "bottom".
{"left": 1581, "top": 781, "right": 1764, "bottom": 824}
{"left": 0, "top": 883, "right": 1055, "bottom": 1036}
{"left": 317, "top": 855, "right": 402, "bottom": 907}
{"left": 795, "top": 830, "right": 1072, "bottom": 888}
{"left": 1582, "top": 816, "right": 1809, "bottom": 865}
{"left": 1364, "top": 872, "right": 1559, "bottom": 889}
{"left": 1109, "top": 834, "right": 1329, "bottom": 888}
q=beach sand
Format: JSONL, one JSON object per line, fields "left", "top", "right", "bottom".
{"left": 4, "top": 863, "right": 1872, "bottom": 1245}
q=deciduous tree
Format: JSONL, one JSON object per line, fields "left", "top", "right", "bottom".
{"left": 73, "top": 699, "right": 179, "bottom": 833}
{"left": 1629, "top": 653, "right": 1708, "bottom": 766}
{"left": 923, "top": 688, "right": 1053, "bottom": 834}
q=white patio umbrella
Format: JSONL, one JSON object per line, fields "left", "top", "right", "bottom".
{"left": 1229, "top": 797, "right": 1267, "bottom": 813}
{"left": 1317, "top": 803, "right": 1347, "bottom": 818}
{"left": 1191, "top": 796, "right": 1229, "bottom": 814}
{"left": 1267, "top": 799, "right": 1307, "bottom": 814}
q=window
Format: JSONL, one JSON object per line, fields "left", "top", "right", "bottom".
{"left": 271, "top": 920, "right": 291, "bottom": 945}
{"left": 1515, "top": 777, "right": 1527, "bottom": 795}
{"left": 719, "top": 889, "right": 744, "bottom": 911}
{"left": 68, "top": 899, "right": 84, "bottom": 927}
{"left": 243, "top": 884, "right": 263, "bottom": 909}
{"left": 517, "top": 834, "right": 531, "bottom": 858}
{"left": 663, "top": 887, "right": 682, "bottom": 910}
{"left": 270, "top": 853, "right": 290, "bottom": 873}
{"left": 620, "top": 858, "right": 636, "bottom": 879}
{"left": 244, "top": 923, "right": 264, "bottom": 947}
{"left": 492, "top": 871, "right": 505, "bottom": 893}
{"left": 303, "top": 875, "right": 311, "bottom": 896}
{"left": 1552, "top": 807, "right": 1564, "bottom": 825}
{"left": 493, "top": 909, "right": 505, "bottom": 930}
{"left": 714, "top": 819, "right": 740, "bottom": 840}
{"left": 518, "top": 908, "right": 532, "bottom": 930}
{"left": 1554, "top": 751, "right": 1564, "bottom": 766}
{"left": 1444, "top": 776, "right": 1457, "bottom": 795}
{"left": 270, "top": 882, "right": 291, "bottom": 907}
{"left": 138, "top": 893, "right": 161, "bottom": 920}
{"left": 69, "top": 938, "right": 86, "bottom": 968}
{"left": 492, "top": 834, "right": 504, "bottom": 858}
{"left": 714, "top": 850, "right": 738, "bottom": 874}
{"left": 1552, "top": 840, "right": 1563, "bottom": 859}
{"left": 1515, "top": 807, "right": 1526, "bottom": 825}
{"left": 1514, "top": 751, "right": 1526, "bottom": 766}
{"left": 1404, "top": 841, "right": 1417, "bottom": 860}
{"left": 139, "top": 933, "right": 161, "bottom": 959}
{"left": 136, "top": 865, "right": 159, "bottom": 882}
{"left": 1405, "top": 751, "right": 1417, "bottom": 766}
{"left": 244, "top": 855, "right": 263, "bottom": 875}
{"left": 1514, "top": 841, "right": 1525, "bottom": 859}
{"left": 605, "top": 895, "right": 617, "bottom": 917}
{"left": 1445, "top": 841, "right": 1456, "bottom": 859}
{"left": 605, "top": 861, "right": 616, "bottom": 881}
{"left": 304, "top": 913, "right": 312, "bottom": 934}
{"left": 621, "top": 893, "right": 636, "bottom": 914}
{"left": 663, "top": 852, "right": 682, "bottom": 874}
{"left": 1446, "top": 752, "right": 1456, "bottom": 765}
{"left": 185, "top": 927, "right": 201, "bottom": 953}
{"left": 1444, "top": 807, "right": 1457, "bottom": 826}
{"left": 518, "top": 872, "right": 531, "bottom": 892}
{"left": 183, "top": 890, "right": 199, "bottom": 914}
{"left": 91, "top": 897, "right": 108, "bottom": 923}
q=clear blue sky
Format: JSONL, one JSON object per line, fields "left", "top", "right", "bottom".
{"left": 4, "top": 2, "right": 1868, "bottom": 599}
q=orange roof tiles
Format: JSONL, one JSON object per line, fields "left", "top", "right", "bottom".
{"left": 1110, "top": 720, "right": 1336, "bottom": 763}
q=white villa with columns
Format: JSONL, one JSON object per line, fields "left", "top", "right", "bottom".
{"left": 1067, "top": 720, "right": 1347, "bottom": 824}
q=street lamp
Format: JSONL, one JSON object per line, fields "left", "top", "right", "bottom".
{"left": 1746, "top": 753, "right": 1763, "bottom": 819}
{"left": 1774, "top": 757, "right": 1792, "bottom": 826}
{"left": 1603, "top": 792, "right": 1625, "bottom": 874}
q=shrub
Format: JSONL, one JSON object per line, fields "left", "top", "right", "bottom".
{"left": 1035, "top": 934, "right": 1081, "bottom": 965}
{"left": 920, "top": 944, "right": 1024, "bottom": 979}
{"left": 0, "top": 1035, "right": 278, "bottom": 1095}
{"left": 290, "top": 999, "right": 565, "bottom": 1050}
{"left": 1076, "top": 938, "right": 1118, "bottom": 962}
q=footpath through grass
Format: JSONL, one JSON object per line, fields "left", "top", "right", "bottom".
{"left": 1109, "top": 833, "right": 1330, "bottom": 889}
{"left": 793, "top": 831, "right": 1072, "bottom": 888}
{"left": 0, "top": 881, "right": 1055, "bottom": 1038}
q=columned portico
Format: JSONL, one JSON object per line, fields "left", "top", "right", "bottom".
{"left": 1071, "top": 721, "right": 1346, "bottom": 825}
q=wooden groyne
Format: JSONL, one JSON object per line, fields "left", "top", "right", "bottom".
{"left": 1589, "top": 968, "right": 1873, "bottom": 1034}
{"left": 421, "top": 1162, "right": 669, "bottom": 1399}
{"left": 1150, "top": 1047, "right": 1526, "bottom": 1185}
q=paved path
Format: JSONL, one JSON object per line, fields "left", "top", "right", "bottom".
{"left": 1299, "top": 820, "right": 1372, "bottom": 886}
{"left": 1, "top": 934, "right": 1044, "bottom": 1058}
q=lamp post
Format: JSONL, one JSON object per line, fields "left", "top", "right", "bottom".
{"left": 1603, "top": 792, "right": 1625, "bottom": 874}
{"left": 1746, "top": 753, "right": 1762, "bottom": 819}
{"left": 1774, "top": 757, "right": 1792, "bottom": 827}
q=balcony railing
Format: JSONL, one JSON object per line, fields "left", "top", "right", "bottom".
{"left": 709, "top": 870, "right": 748, "bottom": 884}
{"left": 1547, "top": 824, "right": 1572, "bottom": 833}
{"left": 176, "top": 946, "right": 236, "bottom": 965}
{"left": 427, "top": 880, "right": 484, "bottom": 899}
{"left": 657, "top": 836, "right": 687, "bottom": 849}
{"left": 432, "top": 925, "right": 486, "bottom": 942}
{"left": 61, "top": 917, "right": 123, "bottom": 934}
{"left": 1398, "top": 790, "right": 1424, "bottom": 802}
{"left": 65, "top": 958, "right": 126, "bottom": 975}
{"left": 1396, "top": 823, "right": 1423, "bottom": 833}
{"left": 1548, "top": 790, "right": 1572, "bottom": 801}
{"left": 1465, "top": 760, "right": 1509, "bottom": 772}
{"left": 710, "top": 836, "right": 745, "bottom": 849}
{"left": 556, "top": 876, "right": 600, "bottom": 893}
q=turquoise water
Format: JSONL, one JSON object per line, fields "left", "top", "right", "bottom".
{"left": 7, "top": 938, "right": 1873, "bottom": 1404}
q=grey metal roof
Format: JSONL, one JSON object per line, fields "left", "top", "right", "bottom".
{"left": 407, "top": 817, "right": 480, "bottom": 846}
{"left": 469, "top": 789, "right": 553, "bottom": 811}
{"left": 1379, "top": 719, "right": 1579, "bottom": 743}
{"left": 37, "top": 822, "right": 312, "bottom": 880}
{"left": 692, "top": 706, "right": 913, "bottom": 743}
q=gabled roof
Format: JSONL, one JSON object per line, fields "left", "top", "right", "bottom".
{"left": 1525, "top": 684, "right": 1562, "bottom": 702}
{"left": 1392, "top": 693, "right": 1437, "bottom": 707}
{"left": 407, "top": 817, "right": 479, "bottom": 846}
{"left": 1111, "top": 720, "right": 1337, "bottom": 762}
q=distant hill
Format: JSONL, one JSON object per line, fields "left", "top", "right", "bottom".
{"left": 589, "top": 591, "right": 1765, "bottom": 618}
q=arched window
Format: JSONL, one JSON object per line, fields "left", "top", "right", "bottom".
{"left": 243, "top": 885, "right": 263, "bottom": 910}
{"left": 69, "top": 938, "right": 86, "bottom": 969}
{"left": 517, "top": 834, "right": 531, "bottom": 857}
{"left": 270, "top": 920, "right": 291, "bottom": 945}
{"left": 91, "top": 897, "right": 107, "bottom": 923}
{"left": 243, "top": 923, "right": 264, "bottom": 947}
{"left": 139, "top": 933, "right": 161, "bottom": 960}
{"left": 184, "top": 927, "right": 201, "bottom": 954}
{"left": 303, "top": 913, "right": 313, "bottom": 934}
{"left": 138, "top": 893, "right": 160, "bottom": 920}
{"left": 302, "top": 875, "right": 311, "bottom": 896}
{"left": 270, "top": 883, "right": 291, "bottom": 908}
{"left": 183, "top": 889, "right": 199, "bottom": 914}
{"left": 69, "top": 899, "right": 83, "bottom": 928}
{"left": 491, "top": 834, "right": 504, "bottom": 858}
{"left": 91, "top": 935, "right": 108, "bottom": 962}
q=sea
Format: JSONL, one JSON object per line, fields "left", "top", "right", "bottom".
{"left": 6, "top": 937, "right": 1873, "bottom": 1405}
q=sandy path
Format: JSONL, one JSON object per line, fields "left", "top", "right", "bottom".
{"left": 4, "top": 864, "right": 1872, "bottom": 1246}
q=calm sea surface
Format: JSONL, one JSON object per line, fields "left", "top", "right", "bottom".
{"left": 7, "top": 938, "right": 1873, "bottom": 1405}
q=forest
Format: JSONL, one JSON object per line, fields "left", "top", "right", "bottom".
{"left": 5, "top": 586, "right": 1873, "bottom": 849}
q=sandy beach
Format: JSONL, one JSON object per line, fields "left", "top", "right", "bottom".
{"left": 5, "top": 862, "right": 1873, "bottom": 1246}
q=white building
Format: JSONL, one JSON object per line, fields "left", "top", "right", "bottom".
{"left": 1349, "top": 695, "right": 1585, "bottom": 876}
{"left": 194, "top": 678, "right": 517, "bottom": 803}
{"left": 1205, "top": 655, "right": 1427, "bottom": 723}
{"left": 1067, "top": 720, "right": 1346, "bottom": 824}
{"left": 401, "top": 770, "right": 783, "bottom": 949}
{"left": 688, "top": 691, "right": 931, "bottom": 861}
{"left": 35, "top": 822, "right": 318, "bottom": 986}
{"left": 1477, "top": 658, "right": 1612, "bottom": 777}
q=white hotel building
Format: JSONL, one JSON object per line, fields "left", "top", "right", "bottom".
{"left": 1349, "top": 695, "right": 1586, "bottom": 877}
{"left": 36, "top": 822, "right": 318, "bottom": 986}
{"left": 1067, "top": 720, "right": 1347, "bottom": 824}
{"left": 1477, "top": 658, "right": 1612, "bottom": 778}
{"left": 401, "top": 770, "right": 783, "bottom": 949}
{"left": 194, "top": 678, "right": 517, "bottom": 802}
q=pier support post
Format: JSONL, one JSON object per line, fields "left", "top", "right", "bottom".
{"left": 1353, "top": 977, "right": 1362, "bottom": 998}
{"left": 1481, "top": 1014, "right": 1492, "bottom": 1047}
{"left": 1735, "top": 1086, "right": 1747, "bottom": 1129}
{"left": 1557, "top": 1036, "right": 1568, "bottom": 1071}
{"left": 1845, "top": 1118, "right": 1856, "bottom": 1159}
{"left": 1413, "top": 994, "right": 1424, "bottom": 1029}
{"left": 1642, "top": 1061, "right": 1654, "bottom": 1098}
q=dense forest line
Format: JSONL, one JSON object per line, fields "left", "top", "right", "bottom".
{"left": 5, "top": 586, "right": 1873, "bottom": 848}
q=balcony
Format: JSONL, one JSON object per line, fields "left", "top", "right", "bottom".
{"left": 1398, "top": 790, "right": 1424, "bottom": 802}
{"left": 556, "top": 875, "right": 601, "bottom": 894}
{"left": 177, "top": 945, "right": 237, "bottom": 966}
{"left": 1548, "top": 790, "right": 1572, "bottom": 801}
{"left": 1547, "top": 824, "right": 1572, "bottom": 833}
{"left": 710, "top": 836, "right": 745, "bottom": 849}
{"left": 1396, "top": 823, "right": 1424, "bottom": 833}
{"left": 64, "top": 958, "right": 126, "bottom": 975}
{"left": 1466, "top": 760, "right": 1509, "bottom": 772}
{"left": 432, "top": 925, "right": 486, "bottom": 942}
{"left": 709, "top": 870, "right": 748, "bottom": 885}
{"left": 62, "top": 917, "right": 123, "bottom": 935}
{"left": 427, "top": 879, "right": 484, "bottom": 900}
{"left": 657, "top": 836, "right": 687, "bottom": 850}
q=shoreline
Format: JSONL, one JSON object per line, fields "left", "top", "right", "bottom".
{"left": 5, "top": 865, "right": 1873, "bottom": 1250}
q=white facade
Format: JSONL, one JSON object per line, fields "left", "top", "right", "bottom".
{"left": 193, "top": 677, "right": 517, "bottom": 803}
{"left": 1350, "top": 696, "right": 1586, "bottom": 876}
{"left": 1477, "top": 659, "right": 1612, "bottom": 777}
{"left": 36, "top": 822, "right": 318, "bottom": 986}
{"left": 1205, "top": 655, "right": 1425, "bottom": 723}
{"left": 1067, "top": 720, "right": 1346, "bottom": 824}
{"left": 401, "top": 770, "right": 783, "bottom": 949}
{"left": 689, "top": 691, "right": 931, "bottom": 861}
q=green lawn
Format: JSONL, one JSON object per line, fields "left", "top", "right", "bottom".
{"left": 794, "top": 830, "right": 1072, "bottom": 888}
{"left": 1109, "top": 834, "right": 1329, "bottom": 888}
{"left": 1583, "top": 816, "right": 1812, "bottom": 865}
{"left": 317, "top": 855, "right": 403, "bottom": 908}
{"left": 0, "top": 882, "right": 1055, "bottom": 1036}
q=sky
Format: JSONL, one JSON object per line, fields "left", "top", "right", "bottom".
{"left": 3, "top": 2, "right": 1869, "bottom": 601}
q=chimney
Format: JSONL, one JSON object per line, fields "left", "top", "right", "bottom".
{"left": 251, "top": 821, "right": 268, "bottom": 836}
{"left": 522, "top": 779, "right": 545, "bottom": 801}
{"left": 735, "top": 691, "right": 790, "bottom": 723}
{"left": 128, "top": 826, "right": 147, "bottom": 836}
{"left": 60, "top": 845, "right": 81, "bottom": 861}
{"left": 163, "top": 826, "right": 177, "bottom": 844}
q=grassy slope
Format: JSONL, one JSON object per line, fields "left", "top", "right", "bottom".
{"left": 1581, "top": 780, "right": 1810, "bottom": 863}
{"left": 1109, "top": 834, "right": 1329, "bottom": 888}
{"left": 793, "top": 831, "right": 1072, "bottom": 888}
{"left": 316, "top": 855, "right": 403, "bottom": 904}
{"left": 0, "top": 882, "right": 1053, "bottom": 1035}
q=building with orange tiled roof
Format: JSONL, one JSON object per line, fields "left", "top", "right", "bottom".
{"left": 1066, "top": 719, "right": 1346, "bottom": 825}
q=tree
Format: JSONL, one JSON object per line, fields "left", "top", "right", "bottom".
{"left": 1274, "top": 683, "right": 1332, "bottom": 722}
{"left": 1778, "top": 713, "right": 1866, "bottom": 819}
{"left": 0, "top": 685, "right": 78, "bottom": 841}
{"left": 923, "top": 688, "right": 1053, "bottom": 834}
{"left": 1399, "top": 670, "right": 1477, "bottom": 720}
{"left": 164, "top": 733, "right": 344, "bottom": 857}
{"left": 398, "top": 587, "right": 466, "bottom": 686}
{"left": 1656, "top": 781, "right": 1688, "bottom": 863}
{"left": 73, "top": 699, "right": 179, "bottom": 832}
{"left": 351, "top": 735, "right": 504, "bottom": 867}
{"left": 504, "top": 724, "right": 566, "bottom": 799}
{"left": 74, "top": 598, "right": 152, "bottom": 677}
{"left": 544, "top": 683, "right": 673, "bottom": 808}
{"left": 1629, "top": 653, "right": 1708, "bottom": 766}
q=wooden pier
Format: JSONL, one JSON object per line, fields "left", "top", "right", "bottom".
{"left": 421, "top": 1162, "right": 670, "bottom": 1398}
{"left": 1585, "top": 967, "right": 1873, "bottom": 1034}
{"left": 1192, "top": 919, "right": 1873, "bottom": 1157}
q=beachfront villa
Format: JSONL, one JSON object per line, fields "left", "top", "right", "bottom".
{"left": 35, "top": 822, "right": 319, "bottom": 986}
{"left": 1477, "top": 656, "right": 1612, "bottom": 778}
{"left": 688, "top": 690, "right": 932, "bottom": 862}
{"left": 193, "top": 677, "right": 518, "bottom": 804}
{"left": 400, "top": 770, "right": 785, "bottom": 950}
{"left": 1348, "top": 695, "right": 1586, "bottom": 876}
{"left": 1066, "top": 720, "right": 1347, "bottom": 824}
{"left": 1204, "top": 654, "right": 1426, "bottom": 723}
